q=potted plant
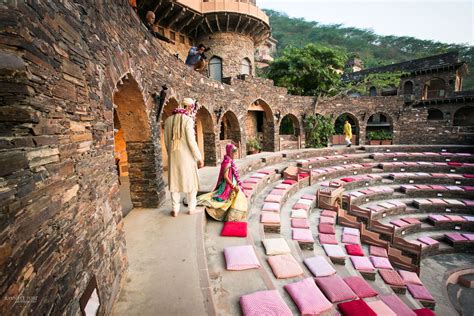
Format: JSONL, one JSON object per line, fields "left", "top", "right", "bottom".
{"left": 368, "top": 131, "right": 381, "bottom": 145}
{"left": 247, "top": 137, "right": 262, "bottom": 155}
{"left": 380, "top": 130, "right": 393, "bottom": 145}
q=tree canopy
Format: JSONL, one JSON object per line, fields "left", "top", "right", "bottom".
{"left": 264, "top": 43, "right": 347, "bottom": 96}
{"left": 265, "top": 10, "right": 474, "bottom": 90}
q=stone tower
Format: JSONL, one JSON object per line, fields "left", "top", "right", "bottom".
{"left": 140, "top": 0, "right": 271, "bottom": 79}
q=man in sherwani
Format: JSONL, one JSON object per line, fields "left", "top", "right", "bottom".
{"left": 164, "top": 98, "right": 204, "bottom": 217}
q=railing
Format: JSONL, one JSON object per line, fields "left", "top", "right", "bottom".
{"left": 200, "top": 1, "right": 269, "bottom": 24}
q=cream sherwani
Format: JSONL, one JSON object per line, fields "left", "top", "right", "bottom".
{"left": 164, "top": 113, "right": 202, "bottom": 212}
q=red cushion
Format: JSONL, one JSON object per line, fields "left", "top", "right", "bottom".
{"left": 463, "top": 174, "right": 474, "bottom": 179}
{"left": 447, "top": 162, "right": 463, "bottom": 167}
{"left": 414, "top": 308, "right": 436, "bottom": 316}
{"left": 283, "top": 179, "right": 297, "bottom": 185}
{"left": 345, "top": 244, "right": 364, "bottom": 256}
{"left": 298, "top": 173, "right": 310, "bottom": 179}
{"left": 341, "top": 177, "right": 356, "bottom": 183}
{"left": 221, "top": 221, "right": 247, "bottom": 237}
{"left": 337, "top": 299, "right": 377, "bottom": 316}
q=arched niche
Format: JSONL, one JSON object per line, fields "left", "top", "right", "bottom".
{"left": 246, "top": 99, "right": 275, "bottom": 152}
{"left": 209, "top": 56, "right": 223, "bottom": 82}
{"left": 195, "top": 106, "right": 217, "bottom": 166}
{"left": 427, "top": 108, "right": 444, "bottom": 121}
{"left": 113, "top": 74, "right": 161, "bottom": 211}
{"left": 333, "top": 113, "right": 360, "bottom": 145}
{"left": 423, "top": 77, "right": 446, "bottom": 100}
{"left": 160, "top": 97, "right": 179, "bottom": 172}
{"left": 453, "top": 106, "right": 474, "bottom": 126}
{"left": 403, "top": 81, "right": 414, "bottom": 95}
{"left": 279, "top": 113, "right": 301, "bottom": 150}
{"left": 219, "top": 110, "right": 241, "bottom": 159}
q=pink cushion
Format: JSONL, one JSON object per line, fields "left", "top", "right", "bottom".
{"left": 343, "top": 276, "right": 378, "bottom": 298}
{"left": 402, "top": 217, "right": 421, "bottom": 225}
{"left": 342, "top": 234, "right": 360, "bottom": 244}
{"left": 323, "top": 244, "right": 346, "bottom": 259}
{"left": 418, "top": 236, "right": 439, "bottom": 246}
{"left": 366, "top": 300, "right": 396, "bottom": 316}
{"left": 463, "top": 200, "right": 474, "bottom": 206}
{"left": 462, "top": 233, "right": 474, "bottom": 241}
{"left": 304, "top": 256, "right": 336, "bottom": 277}
{"left": 369, "top": 246, "right": 388, "bottom": 258}
{"left": 445, "top": 215, "right": 466, "bottom": 221}
{"left": 257, "top": 169, "right": 273, "bottom": 175}
{"left": 318, "top": 224, "right": 336, "bottom": 234}
{"left": 319, "top": 233, "right": 338, "bottom": 245}
{"left": 260, "top": 212, "right": 280, "bottom": 224}
{"left": 291, "top": 218, "right": 310, "bottom": 228}
{"left": 224, "top": 245, "right": 260, "bottom": 270}
{"left": 379, "top": 269, "right": 405, "bottom": 287}
{"left": 350, "top": 256, "right": 375, "bottom": 272}
{"left": 321, "top": 210, "right": 337, "bottom": 218}
{"left": 301, "top": 194, "right": 316, "bottom": 201}
{"left": 337, "top": 299, "right": 377, "bottom": 316}
{"left": 315, "top": 275, "right": 358, "bottom": 303}
{"left": 390, "top": 219, "right": 410, "bottom": 227}
{"left": 463, "top": 174, "right": 474, "bottom": 179}
{"left": 275, "top": 183, "right": 291, "bottom": 190}
{"left": 320, "top": 216, "right": 336, "bottom": 225}
{"left": 269, "top": 189, "right": 286, "bottom": 196}
{"left": 447, "top": 162, "right": 462, "bottom": 167}
{"left": 240, "top": 290, "right": 292, "bottom": 316}
{"left": 284, "top": 278, "right": 333, "bottom": 315}
{"left": 429, "top": 214, "right": 449, "bottom": 222}
{"left": 267, "top": 254, "right": 304, "bottom": 279}
{"left": 293, "top": 203, "right": 311, "bottom": 211}
{"left": 242, "top": 182, "right": 257, "bottom": 190}
{"left": 245, "top": 177, "right": 259, "bottom": 183}
{"left": 251, "top": 173, "right": 267, "bottom": 179}
{"left": 265, "top": 195, "right": 282, "bottom": 203}
{"left": 462, "top": 186, "right": 474, "bottom": 191}
{"left": 399, "top": 270, "right": 423, "bottom": 285}
{"left": 446, "top": 233, "right": 468, "bottom": 242}
{"left": 343, "top": 227, "right": 360, "bottom": 236}
{"left": 282, "top": 179, "right": 297, "bottom": 185}
{"left": 292, "top": 228, "right": 314, "bottom": 243}
{"left": 345, "top": 244, "right": 364, "bottom": 256}
{"left": 380, "top": 294, "right": 417, "bottom": 316}
{"left": 370, "top": 256, "right": 393, "bottom": 269}
{"left": 262, "top": 202, "right": 280, "bottom": 212}
{"left": 221, "top": 221, "right": 247, "bottom": 237}
{"left": 407, "top": 284, "right": 435, "bottom": 301}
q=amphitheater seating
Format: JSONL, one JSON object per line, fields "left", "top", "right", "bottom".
{"left": 209, "top": 146, "right": 474, "bottom": 315}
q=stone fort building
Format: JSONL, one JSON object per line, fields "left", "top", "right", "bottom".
{"left": 0, "top": 0, "right": 473, "bottom": 314}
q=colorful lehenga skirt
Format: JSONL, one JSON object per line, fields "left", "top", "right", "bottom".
{"left": 197, "top": 184, "right": 248, "bottom": 221}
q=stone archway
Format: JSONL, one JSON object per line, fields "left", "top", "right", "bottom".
{"left": 113, "top": 74, "right": 161, "bottom": 210}
{"left": 196, "top": 106, "right": 217, "bottom": 166}
{"left": 278, "top": 113, "right": 301, "bottom": 150}
{"left": 246, "top": 99, "right": 275, "bottom": 152}
{"left": 160, "top": 98, "right": 179, "bottom": 171}
{"left": 365, "top": 112, "right": 394, "bottom": 144}
{"left": 219, "top": 110, "right": 241, "bottom": 160}
{"left": 333, "top": 113, "right": 360, "bottom": 145}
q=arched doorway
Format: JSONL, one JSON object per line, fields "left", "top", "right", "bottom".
{"left": 195, "top": 106, "right": 217, "bottom": 166}
{"left": 113, "top": 75, "right": 161, "bottom": 212}
{"left": 453, "top": 106, "right": 474, "bottom": 126}
{"left": 333, "top": 113, "right": 359, "bottom": 145}
{"left": 246, "top": 99, "right": 275, "bottom": 152}
{"left": 219, "top": 111, "right": 241, "bottom": 160}
{"left": 403, "top": 81, "right": 414, "bottom": 95}
{"left": 427, "top": 108, "right": 444, "bottom": 121}
{"left": 366, "top": 112, "right": 393, "bottom": 144}
{"left": 160, "top": 98, "right": 179, "bottom": 172}
{"left": 209, "top": 56, "right": 223, "bottom": 82}
{"left": 279, "top": 114, "right": 301, "bottom": 150}
{"left": 422, "top": 78, "right": 446, "bottom": 99}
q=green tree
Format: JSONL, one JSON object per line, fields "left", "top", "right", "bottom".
{"left": 265, "top": 44, "right": 347, "bottom": 96}
{"left": 304, "top": 114, "right": 335, "bottom": 148}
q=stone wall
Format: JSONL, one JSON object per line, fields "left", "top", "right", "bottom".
{"left": 1, "top": 1, "right": 473, "bottom": 314}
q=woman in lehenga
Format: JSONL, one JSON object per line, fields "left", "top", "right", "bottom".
{"left": 197, "top": 143, "right": 248, "bottom": 221}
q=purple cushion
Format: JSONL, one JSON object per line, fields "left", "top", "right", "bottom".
{"left": 370, "top": 256, "right": 393, "bottom": 269}
{"left": 262, "top": 202, "right": 280, "bottom": 212}
{"left": 350, "top": 256, "right": 375, "bottom": 272}
{"left": 407, "top": 284, "right": 435, "bottom": 301}
{"left": 379, "top": 294, "right": 416, "bottom": 316}
{"left": 304, "top": 256, "right": 336, "bottom": 277}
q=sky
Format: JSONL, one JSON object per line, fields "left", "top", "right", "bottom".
{"left": 258, "top": 0, "right": 474, "bottom": 46}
